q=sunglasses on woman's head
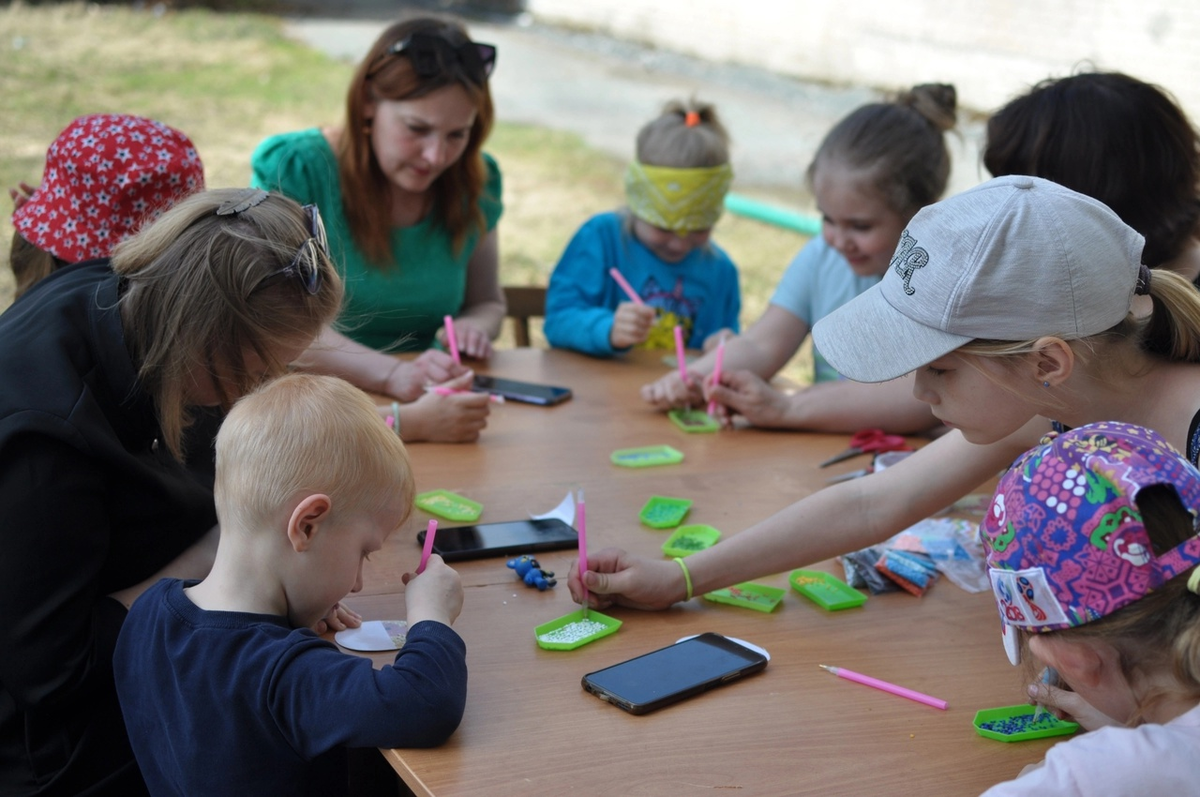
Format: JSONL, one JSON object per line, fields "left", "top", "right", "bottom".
{"left": 250, "top": 204, "right": 327, "bottom": 296}
{"left": 371, "top": 31, "right": 497, "bottom": 85}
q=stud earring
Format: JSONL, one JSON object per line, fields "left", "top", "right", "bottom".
{"left": 1042, "top": 381, "right": 1050, "bottom": 388}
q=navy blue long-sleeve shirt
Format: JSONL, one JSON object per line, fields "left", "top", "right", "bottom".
{"left": 114, "top": 579, "right": 468, "bottom": 796}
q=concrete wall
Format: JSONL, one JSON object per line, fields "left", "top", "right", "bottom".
{"left": 526, "top": 0, "right": 1200, "bottom": 117}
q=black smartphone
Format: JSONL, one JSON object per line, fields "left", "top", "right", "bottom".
{"left": 472, "top": 375, "right": 572, "bottom": 406}
{"left": 582, "top": 633, "right": 768, "bottom": 714}
{"left": 416, "top": 517, "right": 578, "bottom": 561}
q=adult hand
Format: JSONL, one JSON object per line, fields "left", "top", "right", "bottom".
{"left": 438, "top": 318, "right": 493, "bottom": 361}
{"left": 568, "top": 547, "right": 684, "bottom": 611}
{"left": 403, "top": 372, "right": 490, "bottom": 443}
{"left": 9, "top": 181, "right": 36, "bottom": 214}
{"left": 1027, "top": 681, "right": 1119, "bottom": 732}
{"left": 383, "top": 349, "right": 470, "bottom": 401}
{"left": 640, "top": 369, "right": 705, "bottom": 410}
{"left": 706, "top": 370, "right": 792, "bottom": 428}
{"left": 402, "top": 554, "right": 464, "bottom": 627}
{"left": 610, "top": 302, "right": 656, "bottom": 349}
{"left": 313, "top": 602, "right": 362, "bottom": 635}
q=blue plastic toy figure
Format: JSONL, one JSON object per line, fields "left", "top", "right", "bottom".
{"left": 507, "top": 555, "right": 557, "bottom": 591}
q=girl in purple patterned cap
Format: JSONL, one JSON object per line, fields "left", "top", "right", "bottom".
{"left": 979, "top": 421, "right": 1200, "bottom": 795}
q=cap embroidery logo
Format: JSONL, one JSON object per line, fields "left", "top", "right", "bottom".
{"left": 890, "top": 230, "right": 929, "bottom": 295}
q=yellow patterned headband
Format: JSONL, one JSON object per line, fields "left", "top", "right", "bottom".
{"left": 624, "top": 162, "right": 733, "bottom": 232}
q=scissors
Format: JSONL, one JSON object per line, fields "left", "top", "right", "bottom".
{"left": 819, "top": 428, "right": 910, "bottom": 468}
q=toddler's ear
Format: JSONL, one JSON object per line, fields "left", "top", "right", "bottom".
{"left": 286, "top": 494, "right": 332, "bottom": 552}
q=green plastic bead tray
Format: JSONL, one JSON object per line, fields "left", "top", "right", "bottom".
{"left": 668, "top": 409, "right": 720, "bottom": 433}
{"left": 414, "top": 489, "right": 483, "bottom": 522}
{"left": 789, "top": 569, "right": 867, "bottom": 611}
{"left": 639, "top": 495, "right": 693, "bottom": 529}
{"left": 611, "top": 445, "right": 684, "bottom": 468}
{"left": 534, "top": 608, "right": 622, "bottom": 651}
{"left": 704, "top": 582, "right": 786, "bottom": 613}
{"left": 661, "top": 524, "right": 721, "bottom": 557}
{"left": 973, "top": 704, "right": 1080, "bottom": 742}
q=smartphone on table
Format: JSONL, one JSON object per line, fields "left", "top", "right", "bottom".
{"left": 472, "top": 374, "right": 572, "bottom": 406}
{"left": 582, "top": 633, "right": 769, "bottom": 714}
{"left": 416, "top": 517, "right": 578, "bottom": 562}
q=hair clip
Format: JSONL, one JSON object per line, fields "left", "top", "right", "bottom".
{"left": 216, "top": 188, "right": 270, "bottom": 216}
{"left": 684, "top": 110, "right": 701, "bottom": 127}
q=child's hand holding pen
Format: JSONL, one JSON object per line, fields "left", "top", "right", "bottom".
{"left": 403, "top": 554, "right": 464, "bottom": 629}
{"left": 1027, "top": 666, "right": 1120, "bottom": 731}
{"left": 610, "top": 302, "right": 656, "bottom": 349}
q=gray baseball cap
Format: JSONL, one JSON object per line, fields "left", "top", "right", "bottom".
{"left": 811, "top": 175, "right": 1145, "bottom": 383}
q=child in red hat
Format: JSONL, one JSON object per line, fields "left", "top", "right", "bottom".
{"left": 9, "top": 113, "right": 204, "bottom": 299}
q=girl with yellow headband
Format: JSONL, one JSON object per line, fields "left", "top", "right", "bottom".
{"left": 544, "top": 99, "right": 741, "bottom": 356}
{"left": 642, "top": 84, "right": 956, "bottom": 435}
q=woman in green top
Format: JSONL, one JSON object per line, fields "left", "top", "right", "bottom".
{"left": 252, "top": 16, "right": 503, "bottom": 442}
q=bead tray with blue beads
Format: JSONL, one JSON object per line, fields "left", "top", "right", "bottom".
{"left": 972, "top": 704, "right": 1080, "bottom": 742}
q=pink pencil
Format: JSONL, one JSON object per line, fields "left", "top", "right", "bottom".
{"left": 819, "top": 664, "right": 948, "bottom": 710}
{"left": 577, "top": 489, "right": 589, "bottom": 618}
{"left": 707, "top": 334, "right": 726, "bottom": 416}
{"left": 609, "top": 268, "right": 644, "bottom": 305}
{"left": 673, "top": 325, "right": 689, "bottom": 386}
{"left": 443, "top": 315, "right": 461, "bottom": 365}
{"left": 427, "top": 386, "right": 505, "bottom": 404}
{"left": 417, "top": 519, "right": 438, "bottom": 575}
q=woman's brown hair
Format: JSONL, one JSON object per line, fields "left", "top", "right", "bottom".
{"left": 112, "top": 188, "right": 344, "bottom": 460}
{"left": 339, "top": 16, "right": 495, "bottom": 266}
{"left": 985, "top": 70, "right": 1200, "bottom": 269}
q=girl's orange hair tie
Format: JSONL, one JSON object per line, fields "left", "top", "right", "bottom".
{"left": 684, "top": 110, "right": 701, "bottom": 127}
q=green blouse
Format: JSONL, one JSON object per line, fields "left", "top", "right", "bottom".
{"left": 251, "top": 129, "right": 503, "bottom": 351}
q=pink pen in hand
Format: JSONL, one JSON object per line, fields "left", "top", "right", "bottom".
{"left": 608, "top": 267, "right": 644, "bottom": 305}
{"left": 674, "top": 325, "right": 690, "bottom": 386}
{"left": 707, "top": 334, "right": 726, "bottom": 416}
{"left": 577, "top": 489, "right": 588, "bottom": 618}
{"left": 427, "top": 386, "right": 505, "bottom": 404}
{"left": 443, "top": 315, "right": 461, "bottom": 365}
{"left": 417, "top": 519, "right": 438, "bottom": 575}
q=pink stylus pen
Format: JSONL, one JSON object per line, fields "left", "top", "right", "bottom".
{"left": 707, "top": 334, "right": 726, "bottom": 416}
{"left": 577, "top": 489, "right": 588, "bottom": 618}
{"left": 442, "top": 315, "right": 461, "bottom": 365}
{"left": 673, "top": 325, "right": 689, "bottom": 385}
{"left": 608, "top": 267, "right": 644, "bottom": 305}
{"left": 819, "top": 665, "right": 948, "bottom": 710}
{"left": 427, "top": 386, "right": 505, "bottom": 404}
{"left": 417, "top": 519, "right": 438, "bottom": 575}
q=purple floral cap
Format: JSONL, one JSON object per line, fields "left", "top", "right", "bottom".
{"left": 982, "top": 421, "right": 1200, "bottom": 665}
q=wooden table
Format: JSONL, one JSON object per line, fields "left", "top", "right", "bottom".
{"left": 346, "top": 348, "right": 1049, "bottom": 797}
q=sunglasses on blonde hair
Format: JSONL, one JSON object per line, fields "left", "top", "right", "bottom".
{"left": 370, "top": 31, "right": 497, "bottom": 85}
{"left": 250, "top": 204, "right": 327, "bottom": 296}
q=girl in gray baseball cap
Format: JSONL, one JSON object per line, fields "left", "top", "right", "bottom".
{"left": 569, "top": 176, "right": 1200, "bottom": 646}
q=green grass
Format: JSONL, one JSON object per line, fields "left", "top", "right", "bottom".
{"left": 1, "top": 2, "right": 813, "bottom": 381}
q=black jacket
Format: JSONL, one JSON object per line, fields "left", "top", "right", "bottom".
{"left": 0, "top": 261, "right": 217, "bottom": 796}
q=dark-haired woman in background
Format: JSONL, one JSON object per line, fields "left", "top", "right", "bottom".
{"left": 985, "top": 69, "right": 1200, "bottom": 282}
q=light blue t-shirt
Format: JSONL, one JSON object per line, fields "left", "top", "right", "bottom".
{"left": 544, "top": 212, "right": 741, "bottom": 357}
{"left": 770, "top": 237, "right": 881, "bottom": 383}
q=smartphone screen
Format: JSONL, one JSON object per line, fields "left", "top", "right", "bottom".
{"left": 582, "top": 633, "right": 768, "bottom": 714}
{"left": 416, "top": 517, "right": 578, "bottom": 561}
{"left": 472, "top": 375, "right": 572, "bottom": 406}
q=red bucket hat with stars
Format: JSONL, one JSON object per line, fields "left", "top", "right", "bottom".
{"left": 13, "top": 114, "right": 205, "bottom": 264}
